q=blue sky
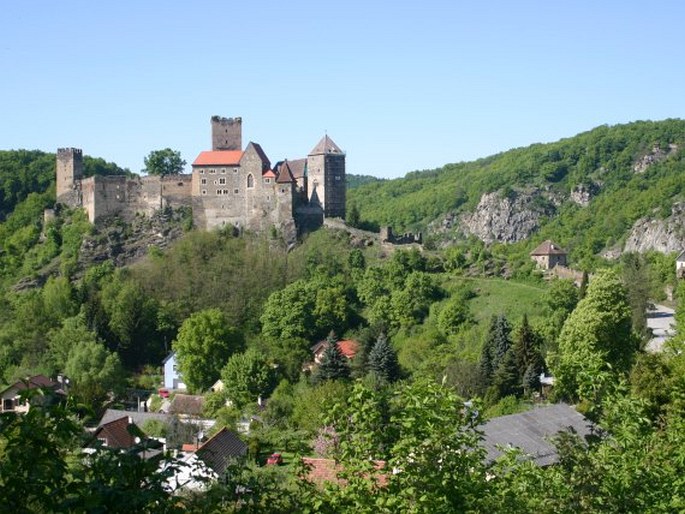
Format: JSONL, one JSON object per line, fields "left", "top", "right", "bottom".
{"left": 2, "top": 1, "right": 684, "bottom": 179}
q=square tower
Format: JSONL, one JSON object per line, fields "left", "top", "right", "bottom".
{"left": 307, "top": 135, "right": 346, "bottom": 219}
{"left": 211, "top": 116, "right": 242, "bottom": 151}
{"left": 56, "top": 147, "right": 83, "bottom": 204}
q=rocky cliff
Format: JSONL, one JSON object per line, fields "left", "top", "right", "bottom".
{"left": 458, "top": 190, "right": 553, "bottom": 244}
{"left": 623, "top": 203, "right": 685, "bottom": 254}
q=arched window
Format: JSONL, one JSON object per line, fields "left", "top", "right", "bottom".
{"left": 247, "top": 174, "right": 254, "bottom": 188}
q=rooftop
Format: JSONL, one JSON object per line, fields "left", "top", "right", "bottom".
{"left": 481, "top": 403, "right": 594, "bottom": 466}
{"left": 530, "top": 240, "right": 567, "bottom": 256}
{"left": 193, "top": 150, "right": 243, "bottom": 166}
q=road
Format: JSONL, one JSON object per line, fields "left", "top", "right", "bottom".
{"left": 646, "top": 304, "right": 676, "bottom": 352}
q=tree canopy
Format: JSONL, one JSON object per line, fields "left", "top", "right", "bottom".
{"left": 142, "top": 148, "right": 186, "bottom": 177}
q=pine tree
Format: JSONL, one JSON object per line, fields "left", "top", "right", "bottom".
{"left": 479, "top": 314, "right": 512, "bottom": 389}
{"left": 314, "top": 337, "right": 350, "bottom": 383}
{"left": 367, "top": 333, "right": 400, "bottom": 383}
{"left": 492, "top": 349, "right": 522, "bottom": 399}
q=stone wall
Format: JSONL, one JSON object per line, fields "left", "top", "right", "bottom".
{"left": 211, "top": 116, "right": 242, "bottom": 151}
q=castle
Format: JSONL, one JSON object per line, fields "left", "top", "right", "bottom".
{"left": 56, "top": 116, "right": 346, "bottom": 238}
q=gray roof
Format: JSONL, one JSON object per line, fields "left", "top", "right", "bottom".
{"left": 98, "top": 409, "right": 171, "bottom": 428}
{"left": 309, "top": 135, "right": 343, "bottom": 156}
{"left": 481, "top": 403, "right": 594, "bottom": 466}
{"left": 196, "top": 427, "right": 247, "bottom": 475}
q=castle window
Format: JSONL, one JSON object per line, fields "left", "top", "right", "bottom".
{"left": 247, "top": 174, "right": 254, "bottom": 188}
{"left": 223, "top": 189, "right": 229, "bottom": 195}
{"left": 264, "top": 178, "right": 271, "bottom": 184}
{"left": 280, "top": 188, "right": 286, "bottom": 193}
{"left": 201, "top": 178, "right": 207, "bottom": 185}
{"left": 219, "top": 178, "right": 226, "bottom": 185}
{"left": 233, "top": 168, "right": 238, "bottom": 173}
{"left": 217, "top": 189, "right": 223, "bottom": 195}
{"left": 200, "top": 169, "right": 205, "bottom": 174}
{"left": 202, "top": 189, "right": 207, "bottom": 195}
{"left": 209, "top": 169, "right": 216, "bottom": 174}
{"left": 335, "top": 175, "right": 341, "bottom": 181}
{"left": 234, "top": 189, "right": 239, "bottom": 194}
{"left": 221, "top": 168, "right": 226, "bottom": 174}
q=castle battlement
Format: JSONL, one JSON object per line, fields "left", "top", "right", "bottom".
{"left": 55, "top": 116, "right": 346, "bottom": 240}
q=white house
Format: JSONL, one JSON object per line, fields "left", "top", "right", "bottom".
{"left": 162, "top": 352, "right": 186, "bottom": 391}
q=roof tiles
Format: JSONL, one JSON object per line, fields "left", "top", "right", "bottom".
{"left": 193, "top": 150, "right": 243, "bottom": 166}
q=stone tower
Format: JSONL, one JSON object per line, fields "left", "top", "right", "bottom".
{"left": 211, "top": 116, "right": 242, "bottom": 151}
{"left": 306, "top": 135, "right": 346, "bottom": 219}
{"left": 56, "top": 147, "right": 83, "bottom": 206}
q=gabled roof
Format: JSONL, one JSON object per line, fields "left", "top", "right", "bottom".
{"left": 309, "top": 135, "right": 343, "bottom": 156}
{"left": 196, "top": 427, "right": 247, "bottom": 475}
{"left": 286, "top": 158, "right": 307, "bottom": 179}
{"left": 162, "top": 352, "right": 176, "bottom": 365}
{"left": 93, "top": 416, "right": 137, "bottom": 449}
{"left": 169, "top": 394, "right": 205, "bottom": 417}
{"left": 1, "top": 374, "right": 59, "bottom": 395}
{"left": 312, "top": 339, "right": 360, "bottom": 359}
{"left": 530, "top": 240, "right": 567, "bottom": 256}
{"left": 481, "top": 403, "right": 594, "bottom": 466}
{"left": 98, "top": 408, "right": 170, "bottom": 428}
{"left": 276, "top": 161, "right": 295, "bottom": 184}
{"left": 193, "top": 150, "right": 243, "bottom": 166}
{"left": 263, "top": 169, "right": 277, "bottom": 179}
{"left": 243, "top": 142, "right": 271, "bottom": 171}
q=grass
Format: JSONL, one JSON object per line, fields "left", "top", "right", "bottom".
{"left": 442, "top": 275, "right": 548, "bottom": 326}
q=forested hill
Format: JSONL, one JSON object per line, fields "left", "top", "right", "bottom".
{"left": 348, "top": 119, "right": 685, "bottom": 263}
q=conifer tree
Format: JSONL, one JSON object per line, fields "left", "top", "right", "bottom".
{"left": 479, "top": 314, "right": 512, "bottom": 388}
{"left": 314, "top": 334, "right": 350, "bottom": 383}
{"left": 367, "top": 333, "right": 400, "bottom": 383}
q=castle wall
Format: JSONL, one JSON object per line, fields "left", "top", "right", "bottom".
{"left": 306, "top": 153, "right": 345, "bottom": 218}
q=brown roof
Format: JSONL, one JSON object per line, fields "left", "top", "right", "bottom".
{"left": 276, "top": 161, "right": 295, "bottom": 184}
{"left": 530, "top": 240, "right": 567, "bottom": 256}
{"left": 2, "top": 375, "right": 59, "bottom": 395}
{"left": 193, "top": 150, "right": 243, "bottom": 166}
{"left": 309, "top": 135, "right": 343, "bottom": 156}
{"left": 196, "top": 428, "right": 247, "bottom": 474}
{"left": 287, "top": 158, "right": 307, "bottom": 179}
{"left": 169, "top": 394, "right": 205, "bottom": 416}
{"left": 93, "top": 416, "right": 137, "bottom": 449}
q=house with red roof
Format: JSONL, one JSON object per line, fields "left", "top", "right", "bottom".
{"left": 312, "top": 339, "right": 360, "bottom": 364}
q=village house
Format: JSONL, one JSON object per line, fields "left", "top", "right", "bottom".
{"left": 312, "top": 339, "right": 360, "bottom": 364}
{"left": 0, "top": 374, "right": 65, "bottom": 413}
{"left": 162, "top": 352, "right": 186, "bottom": 391}
{"left": 530, "top": 240, "right": 568, "bottom": 270}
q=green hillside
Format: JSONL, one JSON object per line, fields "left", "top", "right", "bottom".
{"left": 348, "top": 119, "right": 685, "bottom": 263}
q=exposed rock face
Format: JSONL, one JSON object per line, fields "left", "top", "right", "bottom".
{"left": 460, "top": 191, "right": 552, "bottom": 244}
{"left": 570, "top": 182, "right": 599, "bottom": 207}
{"left": 623, "top": 203, "right": 685, "bottom": 254}
{"left": 633, "top": 144, "right": 678, "bottom": 173}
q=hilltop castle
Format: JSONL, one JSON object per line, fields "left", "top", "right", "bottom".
{"left": 56, "top": 116, "right": 346, "bottom": 238}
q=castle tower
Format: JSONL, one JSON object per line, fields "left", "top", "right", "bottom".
{"left": 56, "top": 147, "right": 83, "bottom": 206}
{"left": 306, "top": 135, "right": 346, "bottom": 219}
{"left": 211, "top": 116, "right": 242, "bottom": 151}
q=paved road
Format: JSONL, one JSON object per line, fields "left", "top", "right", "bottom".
{"left": 646, "top": 304, "right": 675, "bottom": 352}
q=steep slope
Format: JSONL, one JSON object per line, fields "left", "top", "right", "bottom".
{"left": 348, "top": 119, "right": 685, "bottom": 261}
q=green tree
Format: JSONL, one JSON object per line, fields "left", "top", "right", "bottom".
{"left": 142, "top": 148, "right": 186, "bottom": 176}
{"left": 221, "top": 349, "right": 275, "bottom": 410}
{"left": 553, "top": 268, "right": 639, "bottom": 403}
{"left": 64, "top": 339, "right": 123, "bottom": 407}
{"left": 480, "top": 314, "right": 512, "bottom": 387}
{"left": 366, "top": 333, "right": 400, "bottom": 383}
{"left": 437, "top": 297, "right": 472, "bottom": 335}
{"left": 48, "top": 314, "right": 99, "bottom": 371}
{"left": 173, "top": 308, "right": 244, "bottom": 392}
{"left": 313, "top": 335, "right": 350, "bottom": 383}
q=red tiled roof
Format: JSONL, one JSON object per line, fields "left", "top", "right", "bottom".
{"left": 530, "top": 240, "right": 567, "bottom": 256}
{"left": 337, "top": 340, "right": 360, "bottom": 359}
{"left": 263, "top": 169, "right": 277, "bottom": 178}
{"left": 193, "top": 150, "right": 243, "bottom": 166}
